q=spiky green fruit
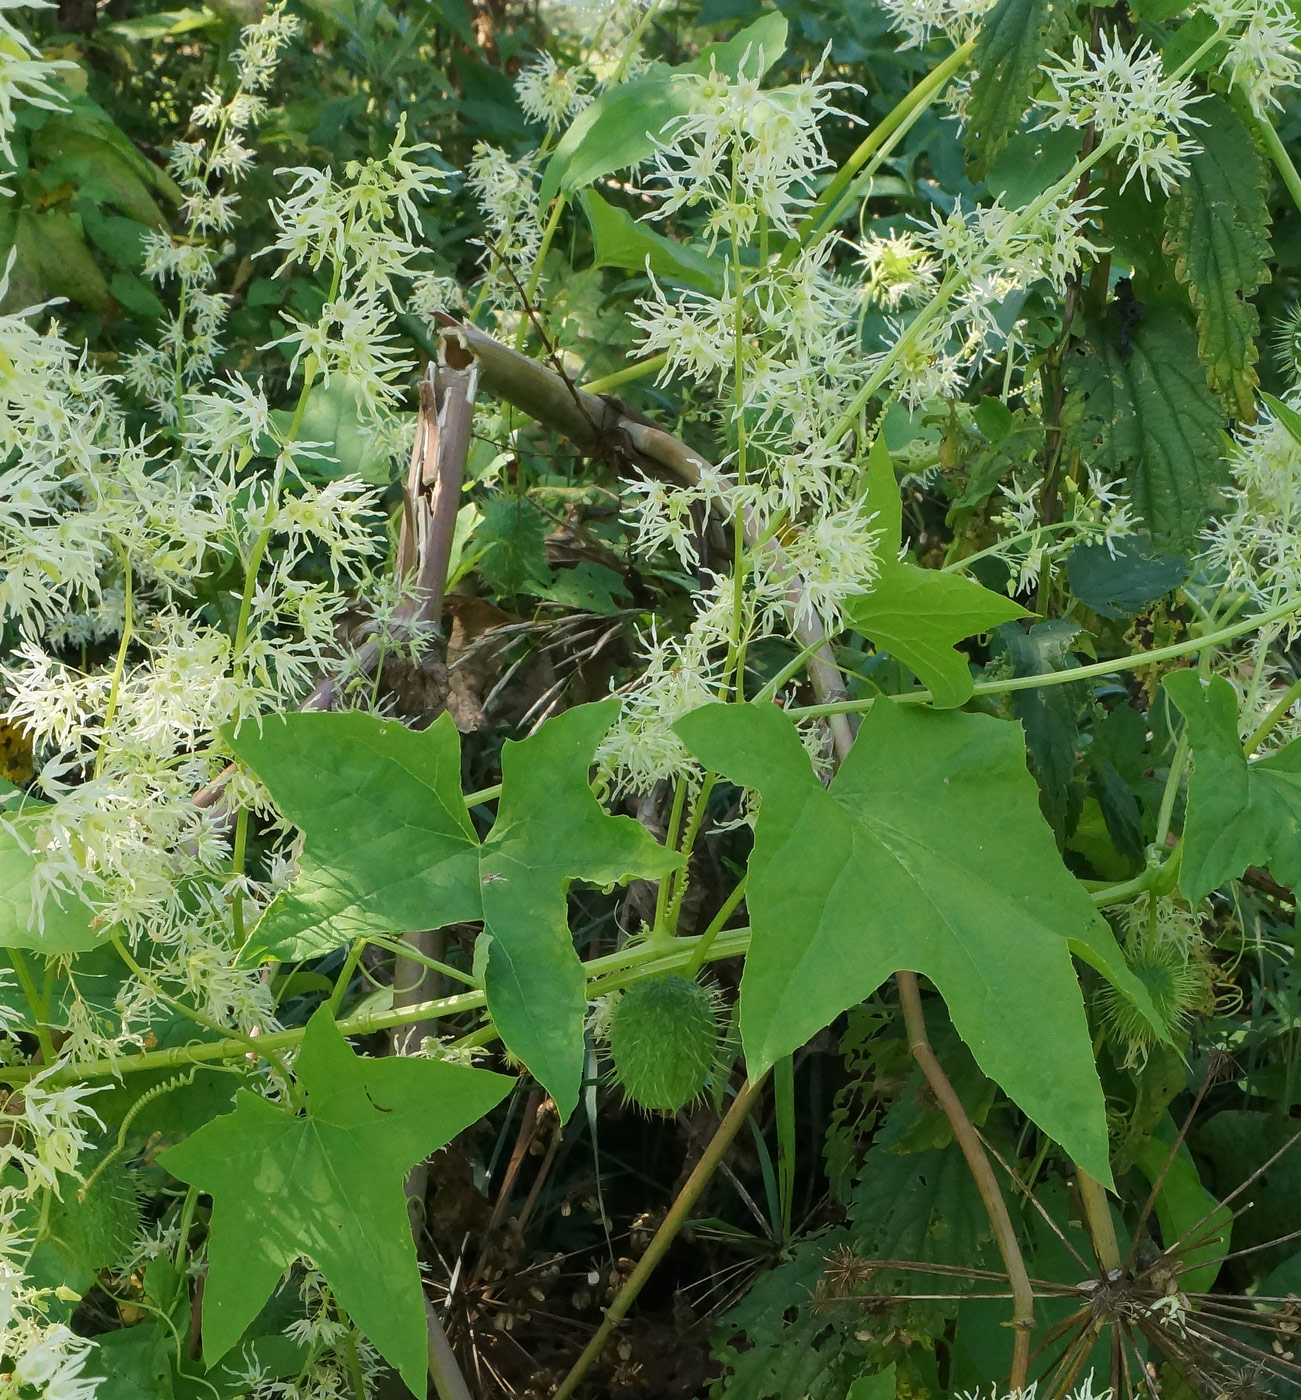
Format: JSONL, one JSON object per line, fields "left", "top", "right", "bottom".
{"left": 607, "top": 974, "right": 720, "bottom": 1113}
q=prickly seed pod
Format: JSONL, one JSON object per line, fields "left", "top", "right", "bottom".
{"left": 1097, "top": 900, "right": 1215, "bottom": 1060}
{"left": 606, "top": 974, "right": 721, "bottom": 1114}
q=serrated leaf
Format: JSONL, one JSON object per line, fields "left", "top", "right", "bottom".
{"left": 1065, "top": 308, "right": 1227, "bottom": 553}
{"left": 844, "top": 439, "right": 1027, "bottom": 708}
{"left": 473, "top": 495, "right": 551, "bottom": 597}
{"left": 964, "top": 0, "right": 1067, "bottom": 180}
{"left": 1163, "top": 96, "right": 1271, "bottom": 420}
{"left": 228, "top": 702, "right": 678, "bottom": 1114}
{"left": 1163, "top": 670, "right": 1301, "bottom": 901}
{"left": 849, "top": 1138, "right": 997, "bottom": 1336}
{"left": 160, "top": 1008, "right": 513, "bottom": 1391}
{"left": 538, "top": 14, "right": 787, "bottom": 206}
{"left": 674, "top": 701, "right": 1164, "bottom": 1184}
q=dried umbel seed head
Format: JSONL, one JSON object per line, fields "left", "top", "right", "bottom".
{"left": 605, "top": 974, "right": 721, "bottom": 1114}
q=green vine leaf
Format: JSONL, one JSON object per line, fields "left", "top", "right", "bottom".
{"left": 0, "top": 795, "right": 99, "bottom": 955}
{"left": 844, "top": 440, "right": 1027, "bottom": 709}
{"left": 963, "top": 0, "right": 1067, "bottom": 180}
{"left": 160, "top": 1007, "right": 513, "bottom": 1391}
{"left": 1163, "top": 670, "right": 1301, "bottom": 901}
{"left": 674, "top": 701, "right": 1163, "bottom": 1184}
{"left": 228, "top": 701, "right": 678, "bottom": 1115}
{"left": 1065, "top": 307, "right": 1228, "bottom": 553}
{"left": 1163, "top": 96, "right": 1271, "bottom": 421}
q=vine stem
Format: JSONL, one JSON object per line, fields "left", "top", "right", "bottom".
{"left": 896, "top": 970, "right": 1035, "bottom": 1387}
{"left": 0, "top": 930, "right": 754, "bottom": 1088}
{"left": 550, "top": 1076, "right": 768, "bottom": 1400}
{"left": 788, "top": 592, "right": 1301, "bottom": 717}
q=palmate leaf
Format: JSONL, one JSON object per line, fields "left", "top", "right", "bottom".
{"left": 844, "top": 440, "right": 1027, "bottom": 709}
{"left": 1065, "top": 307, "right": 1227, "bottom": 553}
{"left": 160, "top": 1008, "right": 513, "bottom": 1391}
{"left": 1163, "top": 670, "right": 1301, "bottom": 901}
{"left": 675, "top": 702, "right": 1163, "bottom": 1183}
{"left": 228, "top": 701, "right": 678, "bottom": 1116}
{"left": 1163, "top": 96, "right": 1271, "bottom": 420}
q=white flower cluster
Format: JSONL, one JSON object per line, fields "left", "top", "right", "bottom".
{"left": 1205, "top": 0, "right": 1301, "bottom": 116}
{"left": 124, "top": 2, "right": 299, "bottom": 418}
{"left": 1037, "top": 34, "right": 1205, "bottom": 197}
{"left": 467, "top": 142, "right": 545, "bottom": 310}
{"left": 876, "top": 0, "right": 997, "bottom": 48}
{"left": 515, "top": 50, "right": 593, "bottom": 129}
{"left": 0, "top": 0, "right": 72, "bottom": 169}
{"left": 0, "top": 1075, "right": 108, "bottom": 1400}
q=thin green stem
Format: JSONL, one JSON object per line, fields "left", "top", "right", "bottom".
{"left": 1245, "top": 674, "right": 1301, "bottom": 755}
{"left": 1155, "top": 730, "right": 1190, "bottom": 850}
{"left": 683, "top": 878, "right": 747, "bottom": 979}
{"left": 789, "top": 594, "right": 1301, "bottom": 718}
{"left": 9, "top": 950, "right": 54, "bottom": 1064}
{"left": 785, "top": 38, "right": 976, "bottom": 257}
{"left": 174, "top": 1184, "right": 200, "bottom": 1269}
{"left": 96, "top": 551, "right": 134, "bottom": 778}
{"left": 368, "top": 934, "right": 478, "bottom": 989}
{"left": 653, "top": 780, "right": 691, "bottom": 940}
{"left": 327, "top": 940, "right": 368, "bottom": 1014}
{"left": 2, "top": 930, "right": 754, "bottom": 1088}
{"left": 582, "top": 354, "right": 669, "bottom": 395}
{"left": 665, "top": 774, "right": 717, "bottom": 933}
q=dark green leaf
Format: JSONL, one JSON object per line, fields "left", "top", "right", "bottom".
{"left": 1066, "top": 537, "right": 1188, "bottom": 619}
{"left": 1065, "top": 307, "right": 1228, "bottom": 553}
{"left": 994, "top": 619, "right": 1086, "bottom": 840}
{"left": 964, "top": 0, "right": 1068, "bottom": 179}
{"left": 160, "top": 1008, "right": 514, "bottom": 1391}
{"left": 675, "top": 701, "right": 1163, "bottom": 1183}
{"left": 474, "top": 495, "right": 551, "bottom": 596}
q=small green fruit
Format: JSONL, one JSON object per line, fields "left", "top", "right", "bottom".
{"left": 607, "top": 974, "right": 720, "bottom": 1113}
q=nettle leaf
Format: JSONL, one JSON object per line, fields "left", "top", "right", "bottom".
{"left": 539, "top": 13, "right": 787, "bottom": 206}
{"left": 161, "top": 1008, "right": 512, "bottom": 1391}
{"left": 1163, "top": 670, "right": 1301, "bottom": 901}
{"left": 844, "top": 440, "right": 1026, "bottom": 708}
{"left": 964, "top": 0, "right": 1068, "bottom": 180}
{"left": 1163, "top": 96, "right": 1271, "bottom": 420}
{"left": 229, "top": 702, "right": 677, "bottom": 1115}
{"left": 1065, "top": 307, "right": 1227, "bottom": 554}
{"left": 675, "top": 702, "right": 1163, "bottom": 1183}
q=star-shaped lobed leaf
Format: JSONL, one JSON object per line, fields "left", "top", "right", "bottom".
{"left": 159, "top": 1007, "right": 513, "bottom": 1392}
{"left": 675, "top": 701, "right": 1164, "bottom": 1185}
{"left": 844, "top": 439, "right": 1028, "bottom": 708}
{"left": 228, "top": 701, "right": 678, "bottom": 1116}
{"left": 1164, "top": 670, "right": 1301, "bottom": 901}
